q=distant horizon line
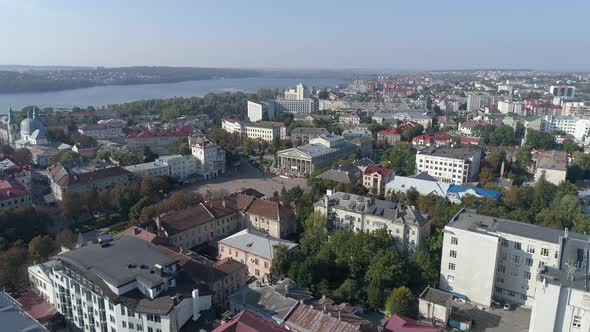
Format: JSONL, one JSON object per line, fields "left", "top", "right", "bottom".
{"left": 0, "top": 64, "right": 588, "bottom": 74}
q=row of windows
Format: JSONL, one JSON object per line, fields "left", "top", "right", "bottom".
{"left": 500, "top": 239, "right": 554, "bottom": 257}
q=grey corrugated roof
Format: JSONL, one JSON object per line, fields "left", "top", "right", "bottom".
{"left": 0, "top": 291, "right": 48, "bottom": 332}
{"left": 419, "top": 287, "right": 452, "bottom": 307}
{"left": 219, "top": 229, "right": 298, "bottom": 260}
{"left": 55, "top": 236, "right": 177, "bottom": 288}
{"left": 449, "top": 209, "right": 590, "bottom": 244}
{"left": 229, "top": 284, "right": 299, "bottom": 324}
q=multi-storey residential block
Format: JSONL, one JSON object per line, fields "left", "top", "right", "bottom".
{"left": 277, "top": 134, "right": 356, "bottom": 175}
{"left": 78, "top": 123, "right": 124, "bottom": 139}
{"left": 33, "top": 236, "right": 213, "bottom": 332}
{"left": 415, "top": 147, "right": 481, "bottom": 184}
{"left": 529, "top": 236, "right": 590, "bottom": 332}
{"left": 549, "top": 85, "right": 575, "bottom": 99}
{"left": 49, "top": 162, "right": 132, "bottom": 200}
{"left": 439, "top": 209, "right": 585, "bottom": 308}
{"left": 155, "top": 201, "right": 242, "bottom": 249}
{"left": 247, "top": 100, "right": 276, "bottom": 122}
{"left": 241, "top": 198, "right": 297, "bottom": 239}
{"left": 363, "top": 165, "right": 394, "bottom": 196}
{"left": 314, "top": 191, "right": 431, "bottom": 254}
{"left": 218, "top": 229, "right": 298, "bottom": 279}
{"left": 189, "top": 135, "right": 226, "bottom": 180}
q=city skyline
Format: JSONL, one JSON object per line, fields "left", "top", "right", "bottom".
{"left": 1, "top": 0, "right": 589, "bottom": 71}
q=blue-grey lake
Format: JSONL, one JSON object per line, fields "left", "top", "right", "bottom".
{"left": 0, "top": 77, "right": 342, "bottom": 111}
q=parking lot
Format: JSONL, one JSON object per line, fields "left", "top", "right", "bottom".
{"left": 187, "top": 158, "right": 308, "bottom": 197}
{"left": 452, "top": 301, "right": 531, "bottom": 332}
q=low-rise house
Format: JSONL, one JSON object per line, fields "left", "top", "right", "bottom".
{"left": 383, "top": 314, "right": 441, "bottom": 332}
{"left": 293, "top": 114, "right": 315, "bottom": 125}
{"left": 363, "top": 165, "right": 394, "bottom": 196}
{"left": 213, "top": 310, "right": 288, "bottom": 332}
{"left": 71, "top": 143, "right": 99, "bottom": 158}
{"left": 48, "top": 162, "right": 132, "bottom": 200}
{"left": 342, "top": 128, "right": 372, "bottom": 139}
{"left": 218, "top": 229, "right": 298, "bottom": 279}
{"left": 314, "top": 191, "right": 431, "bottom": 254}
{"left": 0, "top": 180, "right": 32, "bottom": 209}
{"left": 78, "top": 122, "right": 124, "bottom": 139}
{"left": 155, "top": 201, "right": 242, "bottom": 249}
{"left": 316, "top": 158, "right": 375, "bottom": 185}
{"left": 229, "top": 279, "right": 312, "bottom": 325}
{"left": 459, "top": 136, "right": 483, "bottom": 147}
{"left": 458, "top": 119, "right": 503, "bottom": 135}
{"left": 284, "top": 297, "right": 376, "bottom": 332}
{"left": 243, "top": 198, "right": 297, "bottom": 239}
{"left": 290, "top": 127, "right": 329, "bottom": 146}
{"left": 532, "top": 149, "right": 567, "bottom": 185}
{"left": 412, "top": 133, "right": 453, "bottom": 147}
{"left": 418, "top": 287, "right": 452, "bottom": 327}
{"left": 377, "top": 127, "right": 403, "bottom": 145}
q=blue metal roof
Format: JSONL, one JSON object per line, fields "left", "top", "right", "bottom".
{"left": 447, "top": 185, "right": 501, "bottom": 200}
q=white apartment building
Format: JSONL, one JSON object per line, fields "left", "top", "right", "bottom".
{"left": 247, "top": 100, "right": 275, "bottom": 122}
{"left": 439, "top": 209, "right": 584, "bottom": 308}
{"left": 529, "top": 237, "right": 590, "bottom": 332}
{"left": 156, "top": 155, "right": 197, "bottom": 181}
{"left": 78, "top": 123, "right": 124, "bottom": 139}
{"left": 29, "top": 236, "right": 212, "bottom": 332}
{"left": 467, "top": 94, "right": 484, "bottom": 111}
{"left": 314, "top": 190, "right": 431, "bottom": 254}
{"left": 415, "top": 147, "right": 481, "bottom": 184}
{"left": 549, "top": 85, "right": 575, "bottom": 99}
{"left": 284, "top": 83, "right": 306, "bottom": 100}
{"left": 497, "top": 101, "right": 523, "bottom": 115}
{"left": 221, "top": 119, "right": 280, "bottom": 142}
{"left": 541, "top": 115, "right": 590, "bottom": 143}
{"left": 274, "top": 99, "right": 316, "bottom": 114}
{"left": 189, "top": 136, "right": 226, "bottom": 180}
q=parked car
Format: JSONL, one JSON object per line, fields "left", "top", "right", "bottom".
{"left": 503, "top": 303, "right": 512, "bottom": 310}
{"left": 492, "top": 299, "right": 502, "bottom": 307}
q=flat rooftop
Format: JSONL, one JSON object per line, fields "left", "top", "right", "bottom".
{"left": 54, "top": 236, "right": 177, "bottom": 288}
{"left": 417, "top": 146, "right": 479, "bottom": 159}
{"left": 448, "top": 209, "right": 590, "bottom": 244}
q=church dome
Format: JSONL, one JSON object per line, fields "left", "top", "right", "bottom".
{"left": 20, "top": 118, "right": 36, "bottom": 135}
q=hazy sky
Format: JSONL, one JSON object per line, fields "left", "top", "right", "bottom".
{"left": 1, "top": 0, "right": 589, "bottom": 71}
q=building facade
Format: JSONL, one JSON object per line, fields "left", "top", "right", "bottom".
{"left": 274, "top": 98, "right": 316, "bottom": 114}
{"left": 218, "top": 229, "right": 298, "bottom": 280}
{"left": 314, "top": 191, "right": 431, "bottom": 254}
{"left": 31, "top": 236, "right": 212, "bottom": 332}
{"left": 277, "top": 134, "right": 356, "bottom": 175}
{"left": 190, "top": 136, "right": 226, "bottom": 180}
{"left": 49, "top": 163, "right": 133, "bottom": 200}
{"left": 415, "top": 147, "right": 482, "bottom": 184}
{"left": 363, "top": 165, "right": 394, "bottom": 196}
{"left": 438, "top": 209, "right": 580, "bottom": 308}
{"left": 78, "top": 123, "right": 124, "bottom": 139}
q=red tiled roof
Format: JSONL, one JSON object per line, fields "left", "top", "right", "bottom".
{"left": 117, "top": 226, "right": 168, "bottom": 244}
{"left": 384, "top": 314, "right": 441, "bottom": 332}
{"left": 158, "top": 202, "right": 238, "bottom": 235}
{"left": 286, "top": 298, "right": 376, "bottom": 332}
{"left": 378, "top": 127, "right": 402, "bottom": 136}
{"left": 0, "top": 180, "right": 29, "bottom": 199}
{"left": 460, "top": 136, "right": 482, "bottom": 145}
{"left": 364, "top": 165, "right": 393, "bottom": 177}
{"left": 213, "top": 310, "right": 288, "bottom": 332}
